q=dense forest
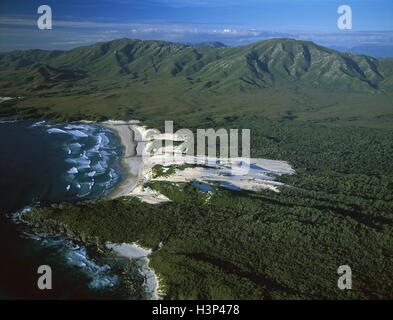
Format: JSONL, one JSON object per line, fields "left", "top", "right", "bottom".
{"left": 22, "top": 116, "right": 393, "bottom": 299}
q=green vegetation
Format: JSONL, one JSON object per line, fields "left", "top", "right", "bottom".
{"left": 25, "top": 117, "right": 393, "bottom": 299}
{"left": 151, "top": 163, "right": 207, "bottom": 179}
{"left": 5, "top": 38, "right": 392, "bottom": 299}
{"left": 151, "top": 165, "right": 176, "bottom": 179}
{"left": 1, "top": 38, "right": 393, "bottom": 128}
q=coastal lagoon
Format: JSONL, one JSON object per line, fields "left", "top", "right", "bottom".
{"left": 0, "top": 120, "right": 146, "bottom": 299}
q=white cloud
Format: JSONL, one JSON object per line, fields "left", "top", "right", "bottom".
{"left": 1, "top": 15, "right": 393, "bottom": 52}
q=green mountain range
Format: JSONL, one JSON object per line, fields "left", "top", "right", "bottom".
{"left": 0, "top": 38, "right": 392, "bottom": 127}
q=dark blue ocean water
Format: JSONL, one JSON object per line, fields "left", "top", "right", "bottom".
{"left": 0, "top": 120, "right": 139, "bottom": 299}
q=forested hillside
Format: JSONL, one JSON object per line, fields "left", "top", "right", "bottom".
{"left": 1, "top": 38, "right": 393, "bottom": 128}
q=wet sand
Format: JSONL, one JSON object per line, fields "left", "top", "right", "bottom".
{"left": 101, "top": 120, "right": 142, "bottom": 198}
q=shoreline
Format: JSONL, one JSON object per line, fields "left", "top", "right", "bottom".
{"left": 100, "top": 120, "right": 164, "bottom": 300}
{"left": 105, "top": 242, "right": 163, "bottom": 300}
{"left": 101, "top": 120, "right": 142, "bottom": 199}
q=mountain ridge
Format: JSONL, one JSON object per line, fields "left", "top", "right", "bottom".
{"left": 193, "top": 41, "right": 227, "bottom": 48}
{"left": 2, "top": 38, "right": 392, "bottom": 91}
{"left": 0, "top": 38, "right": 392, "bottom": 127}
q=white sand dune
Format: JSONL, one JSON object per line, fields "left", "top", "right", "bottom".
{"left": 106, "top": 242, "right": 151, "bottom": 258}
{"left": 104, "top": 122, "right": 296, "bottom": 203}
{"left": 130, "top": 185, "right": 171, "bottom": 204}
{"left": 138, "top": 126, "right": 294, "bottom": 196}
{"left": 0, "top": 97, "right": 14, "bottom": 103}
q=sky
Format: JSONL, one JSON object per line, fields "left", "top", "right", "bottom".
{"left": 0, "top": 0, "right": 392, "bottom": 51}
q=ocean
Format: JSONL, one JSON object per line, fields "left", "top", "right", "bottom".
{"left": 0, "top": 120, "right": 145, "bottom": 299}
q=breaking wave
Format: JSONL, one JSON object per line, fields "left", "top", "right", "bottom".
{"left": 43, "top": 122, "right": 126, "bottom": 199}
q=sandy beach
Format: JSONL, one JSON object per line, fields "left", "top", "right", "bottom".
{"left": 102, "top": 120, "right": 142, "bottom": 198}
{"left": 105, "top": 242, "right": 163, "bottom": 299}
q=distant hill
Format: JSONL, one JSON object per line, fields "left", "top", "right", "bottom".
{"left": 193, "top": 41, "right": 227, "bottom": 48}
{"left": 1, "top": 38, "right": 392, "bottom": 127}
